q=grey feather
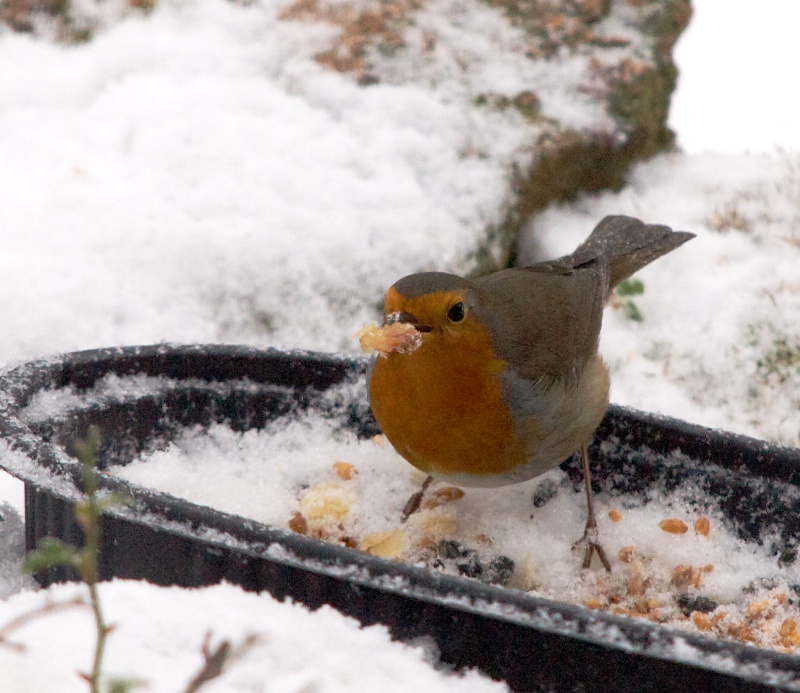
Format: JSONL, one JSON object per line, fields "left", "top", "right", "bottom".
{"left": 389, "top": 216, "right": 693, "bottom": 387}
{"left": 472, "top": 215, "right": 692, "bottom": 381}
{"left": 566, "top": 215, "right": 695, "bottom": 291}
{"left": 392, "top": 271, "right": 471, "bottom": 298}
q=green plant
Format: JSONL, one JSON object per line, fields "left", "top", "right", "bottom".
{"left": 614, "top": 277, "right": 645, "bottom": 322}
{"left": 746, "top": 322, "right": 800, "bottom": 385}
{"left": 23, "top": 426, "right": 134, "bottom": 693}
{"left": 6, "top": 427, "right": 257, "bottom": 692}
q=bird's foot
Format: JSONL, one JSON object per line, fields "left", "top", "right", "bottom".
{"left": 573, "top": 525, "right": 612, "bottom": 572}
{"left": 400, "top": 475, "right": 433, "bottom": 523}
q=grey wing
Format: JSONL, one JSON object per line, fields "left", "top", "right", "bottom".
{"left": 473, "top": 257, "right": 609, "bottom": 384}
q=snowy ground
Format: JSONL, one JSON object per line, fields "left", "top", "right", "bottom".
{"left": 0, "top": 580, "right": 509, "bottom": 692}
{"left": 1, "top": 0, "right": 799, "bottom": 690}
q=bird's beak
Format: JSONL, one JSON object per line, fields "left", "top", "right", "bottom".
{"left": 384, "top": 311, "right": 432, "bottom": 332}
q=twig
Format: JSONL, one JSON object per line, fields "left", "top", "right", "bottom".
{"left": 74, "top": 426, "right": 111, "bottom": 693}
{"left": 11, "top": 425, "right": 130, "bottom": 691}
{"left": 183, "top": 631, "right": 259, "bottom": 693}
{"left": 0, "top": 596, "right": 87, "bottom": 652}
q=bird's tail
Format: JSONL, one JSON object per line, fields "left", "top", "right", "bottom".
{"left": 567, "top": 215, "right": 695, "bottom": 290}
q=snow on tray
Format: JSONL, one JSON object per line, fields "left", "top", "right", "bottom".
{"left": 0, "top": 580, "right": 508, "bottom": 693}
{"left": 18, "top": 370, "right": 298, "bottom": 424}
{"left": 108, "top": 404, "right": 800, "bottom": 655}
{"left": 19, "top": 373, "right": 179, "bottom": 424}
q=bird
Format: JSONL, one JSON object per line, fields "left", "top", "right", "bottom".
{"left": 361, "top": 215, "right": 694, "bottom": 570}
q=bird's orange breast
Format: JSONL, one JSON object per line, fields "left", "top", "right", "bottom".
{"left": 368, "top": 320, "right": 528, "bottom": 478}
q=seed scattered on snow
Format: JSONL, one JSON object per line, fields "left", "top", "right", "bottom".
{"left": 695, "top": 516, "right": 711, "bottom": 536}
{"left": 288, "top": 511, "right": 308, "bottom": 534}
{"left": 422, "top": 486, "right": 465, "bottom": 509}
{"left": 626, "top": 573, "right": 645, "bottom": 597}
{"left": 659, "top": 518, "right": 688, "bottom": 534}
{"left": 671, "top": 564, "right": 694, "bottom": 588}
{"left": 692, "top": 612, "right": 713, "bottom": 631}
{"left": 333, "top": 461, "right": 356, "bottom": 480}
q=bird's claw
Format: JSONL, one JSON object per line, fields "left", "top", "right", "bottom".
{"left": 400, "top": 489, "right": 425, "bottom": 522}
{"left": 400, "top": 475, "right": 434, "bottom": 523}
{"left": 573, "top": 531, "right": 612, "bottom": 572}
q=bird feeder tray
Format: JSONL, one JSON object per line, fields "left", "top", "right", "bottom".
{"left": 0, "top": 344, "right": 799, "bottom": 692}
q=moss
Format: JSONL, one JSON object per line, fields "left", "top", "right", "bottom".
{"left": 480, "top": 0, "right": 544, "bottom": 35}
{"left": 474, "top": 90, "right": 542, "bottom": 121}
{"left": 467, "top": 0, "right": 692, "bottom": 274}
{"left": 1, "top": 0, "right": 67, "bottom": 31}
{"left": 482, "top": 0, "right": 613, "bottom": 35}
{"left": 642, "top": 0, "right": 693, "bottom": 57}
{"left": 609, "top": 64, "right": 675, "bottom": 155}
{"left": 469, "top": 128, "right": 648, "bottom": 274}
{"left": 512, "top": 91, "right": 541, "bottom": 120}
{"left": 746, "top": 322, "right": 800, "bottom": 386}
{"left": 607, "top": 0, "right": 692, "bottom": 157}
{"left": 759, "top": 338, "right": 800, "bottom": 383}
{"left": 69, "top": 25, "right": 93, "bottom": 42}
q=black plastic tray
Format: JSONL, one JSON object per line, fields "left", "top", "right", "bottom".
{"left": 1, "top": 344, "right": 800, "bottom": 692}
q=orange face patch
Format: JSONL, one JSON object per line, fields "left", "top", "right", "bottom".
{"left": 368, "top": 288, "right": 525, "bottom": 478}
{"left": 382, "top": 287, "right": 460, "bottom": 331}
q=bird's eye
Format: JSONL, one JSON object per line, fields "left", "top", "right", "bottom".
{"left": 447, "top": 301, "right": 465, "bottom": 322}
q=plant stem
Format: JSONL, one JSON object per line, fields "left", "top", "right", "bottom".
{"left": 77, "top": 426, "right": 108, "bottom": 693}
{"left": 87, "top": 579, "right": 107, "bottom": 693}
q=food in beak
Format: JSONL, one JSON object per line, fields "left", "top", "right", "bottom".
{"left": 358, "top": 321, "right": 422, "bottom": 357}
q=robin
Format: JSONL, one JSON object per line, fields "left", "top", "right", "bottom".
{"left": 361, "top": 215, "right": 694, "bottom": 570}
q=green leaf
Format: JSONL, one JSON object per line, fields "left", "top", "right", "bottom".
{"left": 75, "top": 500, "right": 91, "bottom": 530}
{"left": 23, "top": 538, "right": 81, "bottom": 573}
{"left": 74, "top": 425, "right": 101, "bottom": 467}
{"left": 106, "top": 677, "right": 149, "bottom": 693}
{"left": 616, "top": 277, "right": 645, "bottom": 297}
{"left": 622, "top": 300, "right": 644, "bottom": 323}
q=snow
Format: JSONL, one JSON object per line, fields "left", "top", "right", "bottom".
{"left": 0, "top": 502, "right": 32, "bottom": 599}
{"left": 670, "top": 0, "right": 800, "bottom": 153}
{"left": 0, "top": 580, "right": 508, "bottom": 692}
{"left": 88, "top": 391, "right": 798, "bottom": 654}
{"left": 20, "top": 373, "right": 175, "bottom": 424}
{"left": 106, "top": 408, "right": 796, "bottom": 602}
{"left": 0, "top": 0, "right": 799, "bottom": 689}
{"left": 0, "top": 0, "right": 536, "bottom": 357}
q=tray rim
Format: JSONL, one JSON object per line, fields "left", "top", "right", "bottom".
{"left": 1, "top": 343, "right": 800, "bottom": 690}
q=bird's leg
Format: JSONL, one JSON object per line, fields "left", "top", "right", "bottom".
{"left": 400, "top": 475, "right": 433, "bottom": 523}
{"left": 576, "top": 443, "right": 611, "bottom": 572}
